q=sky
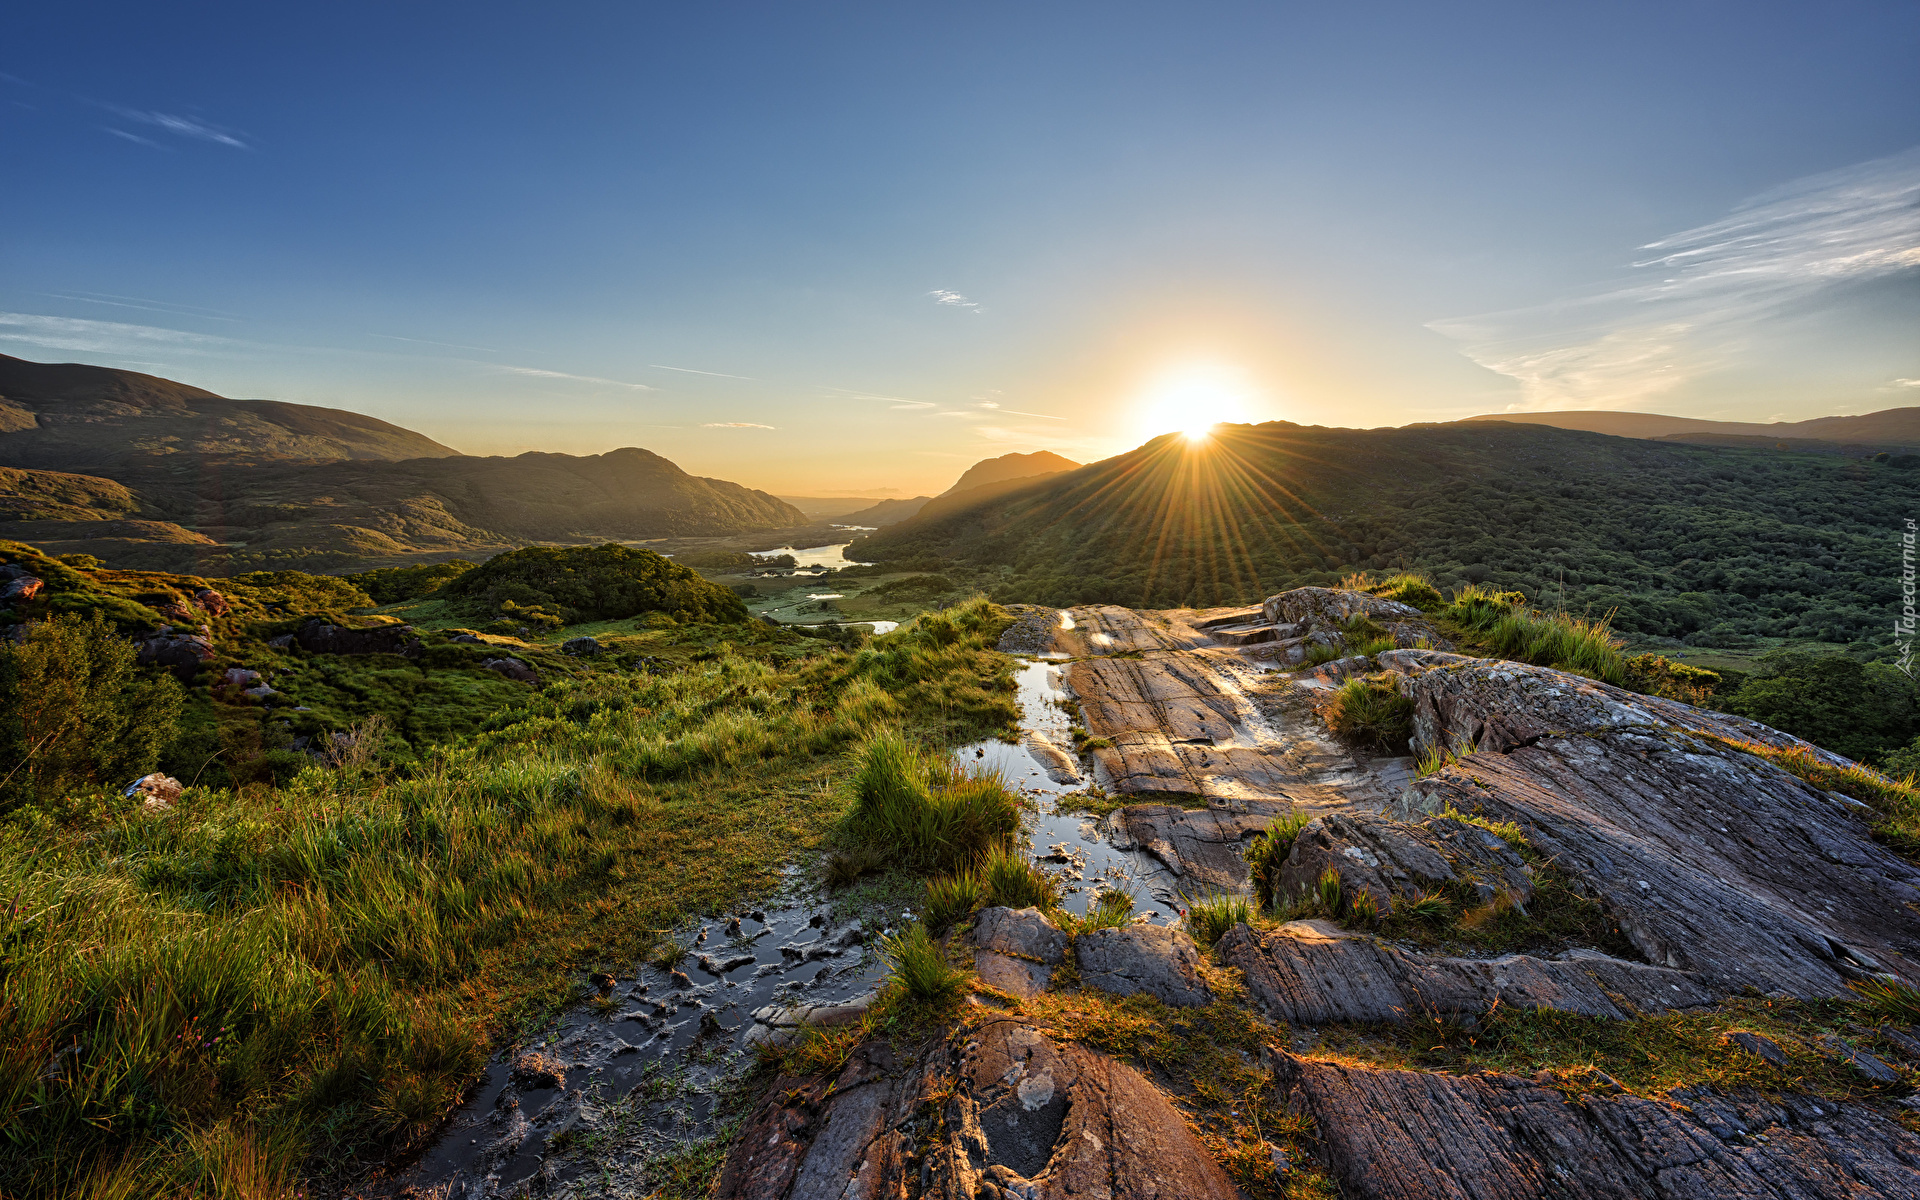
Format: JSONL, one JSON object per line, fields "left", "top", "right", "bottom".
{"left": 3, "top": 2, "right": 1917, "bottom": 496}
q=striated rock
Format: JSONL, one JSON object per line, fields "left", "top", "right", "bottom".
{"left": 1275, "top": 810, "right": 1533, "bottom": 913}
{"left": 1722, "top": 1030, "right": 1792, "bottom": 1067}
{"left": 975, "top": 906, "right": 1068, "bottom": 999}
{"left": 482, "top": 656, "right": 540, "bottom": 684}
{"left": 1813, "top": 1033, "right": 1904, "bottom": 1084}
{"left": 1220, "top": 923, "right": 1715, "bottom": 1023}
{"left": 1075, "top": 923, "right": 1213, "bottom": 1007}
{"left": 715, "top": 1020, "right": 1241, "bottom": 1200}
{"left": 1109, "top": 801, "right": 1288, "bottom": 890}
{"left": 1, "top": 573, "right": 43, "bottom": 603}
{"left": 1386, "top": 654, "right": 1920, "bottom": 998}
{"left": 1272, "top": 1050, "right": 1920, "bottom": 1199}
{"left": 294, "top": 617, "right": 422, "bottom": 657}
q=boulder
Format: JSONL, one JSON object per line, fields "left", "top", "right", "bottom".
{"left": 449, "top": 633, "right": 484, "bottom": 644}
{"left": 221, "top": 667, "right": 264, "bottom": 688}
{"left": 135, "top": 631, "right": 214, "bottom": 680}
{"left": 561, "top": 636, "right": 601, "bottom": 656}
{"left": 714, "top": 1020, "right": 1241, "bottom": 1200}
{"left": 1262, "top": 586, "right": 1422, "bottom": 628}
{"left": 481, "top": 656, "right": 539, "bottom": 684}
{"left": 1272, "top": 1050, "right": 1920, "bottom": 1200}
{"left": 293, "top": 618, "right": 422, "bottom": 657}
{"left": 1074, "top": 923, "right": 1213, "bottom": 1007}
{"left": 974, "top": 906, "right": 1069, "bottom": 999}
{"left": 192, "top": 588, "right": 231, "bottom": 616}
{"left": 0, "top": 574, "right": 43, "bottom": 603}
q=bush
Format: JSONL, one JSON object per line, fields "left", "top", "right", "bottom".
{"left": 881, "top": 923, "right": 965, "bottom": 1004}
{"left": 347, "top": 560, "right": 476, "bottom": 604}
{"left": 1372, "top": 574, "right": 1444, "bottom": 612}
{"left": 0, "top": 611, "right": 183, "bottom": 809}
{"left": 1723, "top": 651, "right": 1917, "bottom": 764}
{"left": 840, "top": 731, "right": 1021, "bottom": 873}
{"left": 442, "top": 544, "right": 748, "bottom": 624}
{"left": 1323, "top": 676, "right": 1414, "bottom": 752}
{"left": 1622, "top": 653, "right": 1720, "bottom": 704}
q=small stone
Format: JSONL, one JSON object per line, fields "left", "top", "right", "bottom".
{"left": 1723, "top": 1031, "right": 1791, "bottom": 1067}
{"left": 670, "top": 970, "right": 692, "bottom": 989}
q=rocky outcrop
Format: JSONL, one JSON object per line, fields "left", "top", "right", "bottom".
{"left": 192, "top": 587, "right": 230, "bottom": 616}
{"left": 1272, "top": 1050, "right": 1920, "bottom": 1199}
{"left": 135, "top": 629, "right": 214, "bottom": 679}
{"left": 974, "top": 906, "right": 1069, "bottom": 999}
{"left": 715, "top": 1019, "right": 1243, "bottom": 1200}
{"left": 1074, "top": 924, "right": 1213, "bottom": 1007}
{"left": 294, "top": 617, "right": 421, "bottom": 657}
{"left": 0, "top": 572, "right": 42, "bottom": 603}
{"left": 1220, "top": 922, "right": 1716, "bottom": 1023}
{"left": 482, "top": 656, "right": 539, "bottom": 684}
{"left": 1377, "top": 652, "right": 1920, "bottom": 998}
{"left": 561, "top": 636, "right": 600, "bottom": 656}
{"left": 1274, "top": 810, "right": 1534, "bottom": 912}
{"left": 1263, "top": 586, "right": 1424, "bottom": 628}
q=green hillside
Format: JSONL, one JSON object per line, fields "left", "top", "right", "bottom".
{"left": 850, "top": 420, "right": 1919, "bottom": 654}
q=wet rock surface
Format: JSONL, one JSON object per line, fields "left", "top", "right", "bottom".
{"left": 1273, "top": 1050, "right": 1920, "bottom": 1199}
{"left": 716, "top": 1019, "right": 1242, "bottom": 1200}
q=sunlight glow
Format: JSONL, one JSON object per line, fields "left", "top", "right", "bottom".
{"left": 1134, "top": 363, "right": 1257, "bottom": 445}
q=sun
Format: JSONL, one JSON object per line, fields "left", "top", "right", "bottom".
{"left": 1134, "top": 364, "right": 1256, "bottom": 444}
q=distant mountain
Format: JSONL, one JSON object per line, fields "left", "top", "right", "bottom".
{"left": 775, "top": 496, "right": 887, "bottom": 519}
{"left": 0, "top": 354, "right": 459, "bottom": 468}
{"left": 0, "top": 357, "right": 812, "bottom": 574}
{"left": 837, "top": 496, "right": 931, "bottom": 527}
{"left": 939, "top": 450, "right": 1082, "bottom": 496}
{"left": 849, "top": 420, "right": 1920, "bottom": 652}
{"left": 1458, "top": 406, "right": 1920, "bottom": 447}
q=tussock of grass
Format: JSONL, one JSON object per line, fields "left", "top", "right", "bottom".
{"left": 880, "top": 923, "right": 966, "bottom": 1004}
{"left": 1440, "top": 585, "right": 1627, "bottom": 684}
{"left": 1301, "top": 642, "right": 1343, "bottom": 667}
{"left": 1322, "top": 675, "right": 1413, "bottom": 753}
{"left": 922, "top": 870, "right": 987, "bottom": 931}
{"left": 839, "top": 731, "right": 1021, "bottom": 874}
{"left": 980, "top": 844, "right": 1062, "bottom": 911}
{"left": 1244, "top": 809, "right": 1311, "bottom": 911}
{"left": 1183, "top": 893, "right": 1254, "bottom": 946}
{"left": 1850, "top": 978, "right": 1920, "bottom": 1023}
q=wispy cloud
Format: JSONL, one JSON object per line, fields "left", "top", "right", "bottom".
{"left": 975, "top": 401, "right": 1065, "bottom": 421}
{"left": 371, "top": 332, "right": 498, "bottom": 353}
{"left": 493, "top": 364, "right": 652, "bottom": 389}
{"left": 1431, "top": 147, "right": 1920, "bottom": 409}
{"left": 649, "top": 363, "right": 753, "bottom": 379}
{"left": 44, "top": 291, "right": 241, "bottom": 321}
{"left": 0, "top": 311, "right": 236, "bottom": 356}
{"left": 928, "top": 289, "right": 983, "bottom": 313}
{"left": 1890, "top": 378, "right": 1920, "bottom": 389}
{"left": 102, "top": 127, "right": 167, "bottom": 150}
{"left": 701, "top": 421, "right": 774, "bottom": 429}
{"left": 104, "top": 105, "right": 249, "bottom": 149}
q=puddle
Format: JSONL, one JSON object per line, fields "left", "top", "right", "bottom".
{"left": 955, "top": 658, "right": 1184, "bottom": 922}
{"left": 750, "top": 542, "right": 867, "bottom": 568}
{"left": 391, "top": 877, "right": 890, "bottom": 1198}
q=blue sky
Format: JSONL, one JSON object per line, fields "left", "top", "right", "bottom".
{"left": 4, "top": 2, "right": 1916, "bottom": 494}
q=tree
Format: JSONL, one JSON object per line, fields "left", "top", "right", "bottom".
{"left": 0, "top": 612, "right": 184, "bottom": 808}
{"left": 1723, "top": 650, "right": 1917, "bottom": 764}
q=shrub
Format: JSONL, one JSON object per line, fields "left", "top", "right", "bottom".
{"left": 347, "top": 560, "right": 476, "bottom": 604}
{"left": 1372, "top": 574, "right": 1445, "bottom": 612}
{"left": 840, "top": 731, "right": 1021, "bottom": 873}
{"left": 442, "top": 543, "right": 748, "bottom": 624}
{"left": 980, "top": 844, "right": 1061, "bottom": 911}
{"left": 1622, "top": 653, "right": 1720, "bottom": 704}
{"left": 1323, "top": 676, "right": 1414, "bottom": 752}
{"left": 1245, "top": 809, "right": 1311, "bottom": 910}
{"left": 1722, "top": 651, "right": 1918, "bottom": 765}
{"left": 881, "top": 923, "right": 965, "bottom": 1004}
{"left": 1183, "top": 893, "right": 1252, "bottom": 945}
{"left": 0, "top": 611, "right": 184, "bottom": 809}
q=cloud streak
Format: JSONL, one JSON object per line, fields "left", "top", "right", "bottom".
{"left": 928, "top": 288, "right": 983, "bottom": 313}
{"left": 104, "top": 105, "right": 249, "bottom": 149}
{"left": 0, "top": 311, "right": 237, "bottom": 357}
{"left": 649, "top": 363, "right": 753, "bottom": 379}
{"left": 493, "top": 364, "right": 653, "bottom": 389}
{"left": 701, "top": 421, "right": 774, "bottom": 429}
{"left": 1430, "top": 147, "right": 1920, "bottom": 408}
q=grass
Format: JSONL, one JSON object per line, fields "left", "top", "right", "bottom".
{"left": 1321, "top": 675, "right": 1414, "bottom": 753}
{"left": 1438, "top": 584, "right": 1627, "bottom": 685}
{"left": 980, "top": 844, "right": 1062, "bottom": 911}
{"left": 1183, "top": 893, "right": 1254, "bottom": 946}
{"left": 0, "top": 598, "right": 1020, "bottom": 1198}
{"left": 838, "top": 730, "right": 1022, "bottom": 874}
{"left": 1244, "top": 809, "right": 1311, "bottom": 911}
{"left": 1300, "top": 642, "right": 1343, "bottom": 668}
{"left": 880, "top": 922, "right": 967, "bottom": 1004}
{"left": 922, "top": 870, "right": 988, "bottom": 931}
